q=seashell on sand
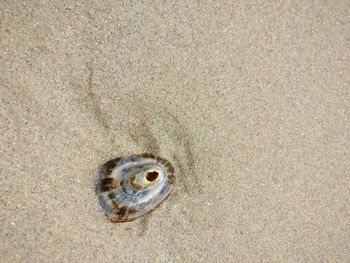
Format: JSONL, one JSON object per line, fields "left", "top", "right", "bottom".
{"left": 96, "top": 153, "right": 175, "bottom": 223}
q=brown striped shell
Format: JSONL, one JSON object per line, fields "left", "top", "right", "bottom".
{"left": 95, "top": 153, "right": 175, "bottom": 223}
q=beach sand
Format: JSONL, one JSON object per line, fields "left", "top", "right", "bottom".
{"left": 1, "top": 1, "right": 349, "bottom": 262}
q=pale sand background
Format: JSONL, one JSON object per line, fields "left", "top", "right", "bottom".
{"left": 1, "top": 1, "right": 349, "bottom": 262}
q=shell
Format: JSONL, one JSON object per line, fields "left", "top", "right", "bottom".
{"left": 96, "top": 153, "right": 175, "bottom": 223}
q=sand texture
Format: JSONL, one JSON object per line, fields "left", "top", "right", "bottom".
{"left": 1, "top": 1, "right": 349, "bottom": 262}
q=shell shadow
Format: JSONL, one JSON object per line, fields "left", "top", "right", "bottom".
{"left": 119, "top": 103, "right": 200, "bottom": 195}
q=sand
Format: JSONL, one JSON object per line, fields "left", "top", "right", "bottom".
{"left": 1, "top": 1, "right": 349, "bottom": 262}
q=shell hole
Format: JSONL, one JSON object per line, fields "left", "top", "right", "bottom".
{"left": 146, "top": 171, "right": 158, "bottom": 182}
